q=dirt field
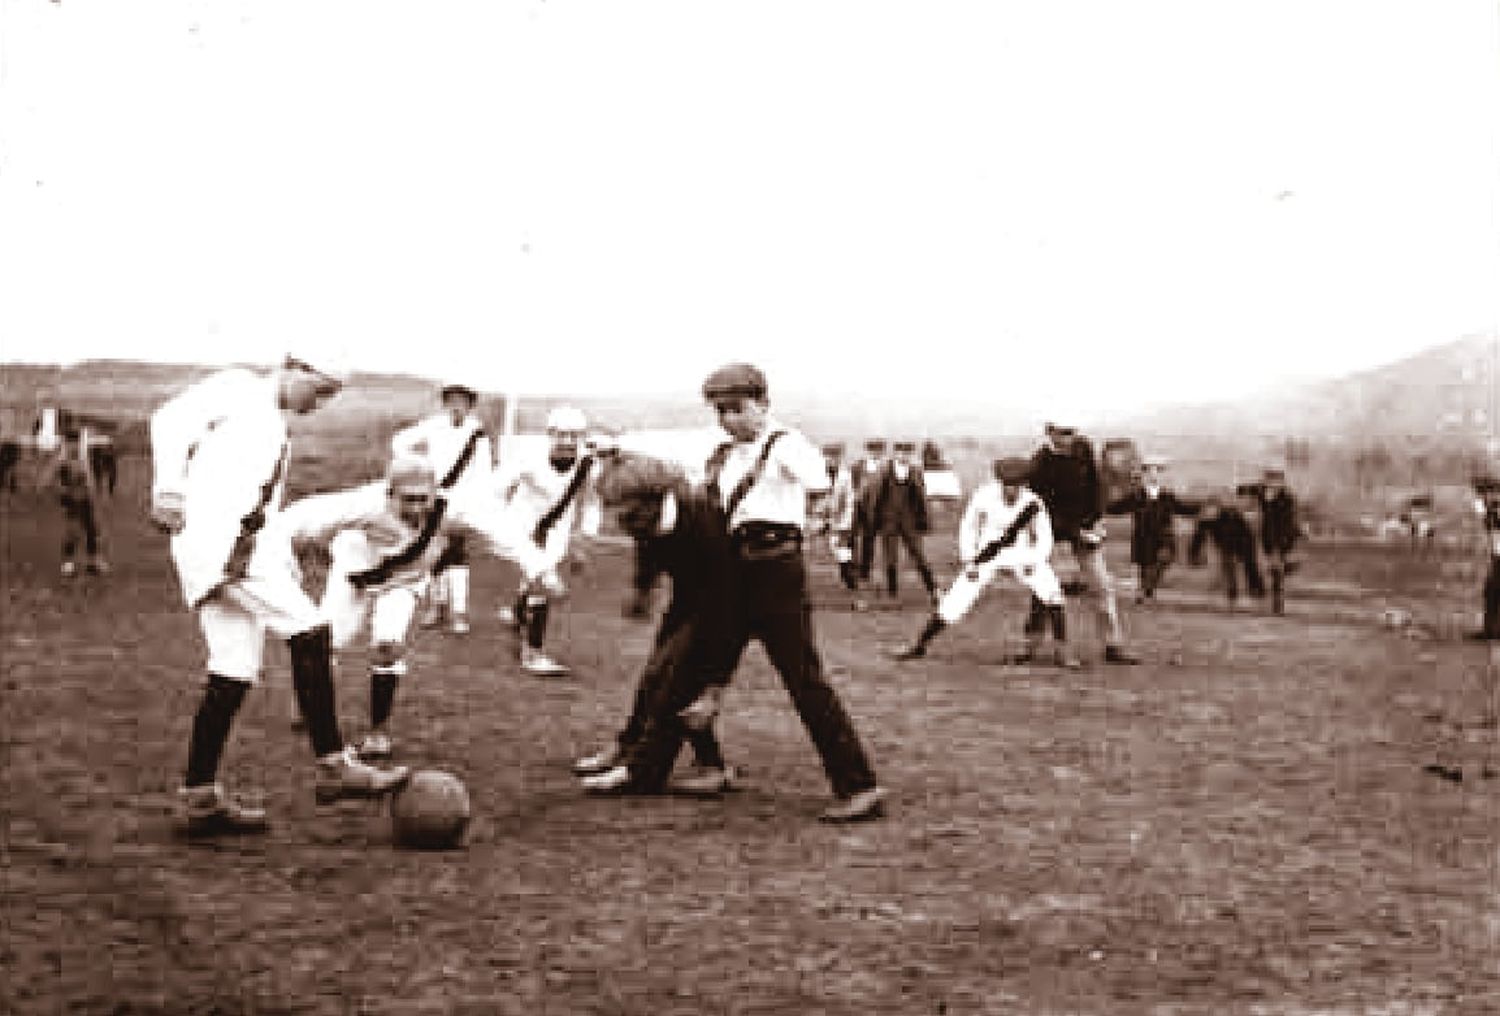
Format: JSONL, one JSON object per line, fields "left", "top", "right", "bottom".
{"left": 2, "top": 454, "right": 1497, "bottom": 1015}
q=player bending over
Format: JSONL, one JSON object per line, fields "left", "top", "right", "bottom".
{"left": 150, "top": 352, "right": 410, "bottom": 838}
{"left": 573, "top": 456, "right": 738, "bottom": 796}
{"left": 493, "top": 405, "right": 604, "bottom": 677}
{"left": 892, "top": 457, "right": 1077, "bottom": 667}
{"left": 276, "top": 456, "right": 559, "bottom": 761}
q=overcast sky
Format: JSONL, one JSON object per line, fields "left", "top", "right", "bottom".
{"left": 2, "top": 0, "right": 1497, "bottom": 420}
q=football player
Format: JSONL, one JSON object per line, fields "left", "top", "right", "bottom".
{"left": 391, "top": 379, "right": 493, "bottom": 634}
{"left": 149, "top": 351, "right": 411, "bottom": 837}
{"left": 276, "top": 456, "right": 559, "bottom": 760}
{"left": 892, "top": 457, "right": 1077, "bottom": 666}
{"left": 493, "top": 405, "right": 604, "bottom": 676}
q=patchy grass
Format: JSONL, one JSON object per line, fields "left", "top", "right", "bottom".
{"left": 2, "top": 456, "right": 1497, "bottom": 1015}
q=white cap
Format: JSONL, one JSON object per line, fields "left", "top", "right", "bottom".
{"left": 387, "top": 454, "right": 436, "bottom": 492}
{"left": 545, "top": 405, "right": 588, "bottom": 433}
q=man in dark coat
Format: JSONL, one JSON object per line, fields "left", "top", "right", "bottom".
{"left": 1238, "top": 466, "right": 1300, "bottom": 615}
{"left": 871, "top": 440, "right": 936, "bottom": 603}
{"left": 1028, "top": 423, "right": 1138, "bottom": 664}
{"left": 1105, "top": 455, "right": 1199, "bottom": 602}
{"left": 850, "top": 439, "right": 887, "bottom": 583}
{"left": 1471, "top": 474, "right": 1500, "bottom": 640}
{"left": 1188, "top": 491, "right": 1265, "bottom": 608}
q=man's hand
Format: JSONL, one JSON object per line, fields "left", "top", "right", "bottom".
{"left": 150, "top": 490, "right": 186, "bottom": 534}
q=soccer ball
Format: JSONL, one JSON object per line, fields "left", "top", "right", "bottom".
{"left": 390, "top": 770, "right": 471, "bottom": 850}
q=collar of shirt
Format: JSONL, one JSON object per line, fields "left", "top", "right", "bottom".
{"left": 718, "top": 419, "right": 812, "bottom": 528}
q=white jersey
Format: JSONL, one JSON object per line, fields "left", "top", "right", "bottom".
{"left": 957, "top": 482, "right": 1053, "bottom": 569}
{"left": 275, "top": 481, "right": 547, "bottom": 593}
{"left": 713, "top": 419, "right": 829, "bottom": 531}
{"left": 391, "top": 414, "right": 492, "bottom": 504}
{"left": 150, "top": 369, "right": 293, "bottom": 607}
{"left": 493, "top": 445, "right": 603, "bottom": 565}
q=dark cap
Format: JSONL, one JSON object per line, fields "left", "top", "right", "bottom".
{"left": 864, "top": 439, "right": 887, "bottom": 452}
{"left": 1262, "top": 465, "right": 1286, "bottom": 481}
{"left": 893, "top": 440, "right": 916, "bottom": 452}
{"left": 440, "top": 383, "right": 477, "bottom": 402}
{"left": 821, "top": 442, "right": 844, "bottom": 456}
{"left": 702, "top": 363, "right": 768, "bottom": 401}
{"left": 1044, "top": 421, "right": 1077, "bottom": 437}
{"left": 993, "top": 457, "right": 1031, "bottom": 483}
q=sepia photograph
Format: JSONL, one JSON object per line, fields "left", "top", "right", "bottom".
{"left": 2, "top": 1, "right": 1498, "bottom": 1013}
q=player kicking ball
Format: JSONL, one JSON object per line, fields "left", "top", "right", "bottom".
{"left": 276, "top": 456, "right": 561, "bottom": 761}
{"left": 891, "top": 457, "right": 1078, "bottom": 667}
{"left": 493, "top": 405, "right": 604, "bottom": 677}
{"left": 150, "top": 352, "right": 412, "bottom": 838}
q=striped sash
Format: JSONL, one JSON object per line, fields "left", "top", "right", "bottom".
{"left": 532, "top": 455, "right": 595, "bottom": 546}
{"left": 224, "top": 441, "right": 289, "bottom": 580}
{"left": 349, "top": 500, "right": 450, "bottom": 589}
{"left": 439, "top": 428, "right": 485, "bottom": 490}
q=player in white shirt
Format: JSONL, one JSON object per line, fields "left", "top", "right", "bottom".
{"left": 892, "top": 457, "right": 1078, "bottom": 667}
{"left": 492, "top": 405, "right": 604, "bottom": 676}
{"left": 149, "top": 353, "right": 411, "bottom": 837}
{"left": 390, "top": 380, "right": 493, "bottom": 635}
{"left": 275, "top": 456, "right": 557, "bottom": 759}
{"left": 694, "top": 363, "right": 887, "bottom": 822}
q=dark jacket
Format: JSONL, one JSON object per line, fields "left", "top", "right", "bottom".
{"left": 1189, "top": 508, "right": 1257, "bottom": 563}
{"left": 1029, "top": 437, "right": 1104, "bottom": 541}
{"left": 631, "top": 487, "right": 736, "bottom": 637}
{"left": 871, "top": 465, "right": 929, "bottom": 535}
{"left": 1106, "top": 488, "right": 1199, "bottom": 566}
{"left": 1236, "top": 483, "right": 1299, "bottom": 554}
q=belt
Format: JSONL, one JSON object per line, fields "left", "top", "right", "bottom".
{"left": 731, "top": 522, "right": 803, "bottom": 549}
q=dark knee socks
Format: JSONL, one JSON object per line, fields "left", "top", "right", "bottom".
{"left": 288, "top": 625, "right": 343, "bottom": 758}
{"left": 185, "top": 673, "right": 249, "bottom": 787}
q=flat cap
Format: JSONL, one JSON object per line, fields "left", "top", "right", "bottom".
{"left": 864, "top": 438, "right": 888, "bottom": 452}
{"left": 821, "top": 442, "right": 844, "bottom": 456}
{"left": 993, "top": 457, "right": 1031, "bottom": 482}
{"left": 1262, "top": 465, "right": 1286, "bottom": 480}
{"left": 893, "top": 440, "right": 917, "bottom": 452}
{"left": 702, "top": 363, "right": 768, "bottom": 401}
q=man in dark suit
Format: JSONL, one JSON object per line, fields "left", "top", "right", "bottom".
{"left": 872, "top": 440, "right": 936, "bottom": 603}
{"left": 1237, "top": 466, "right": 1300, "bottom": 615}
{"left": 1028, "top": 422, "right": 1138, "bottom": 664}
{"left": 1105, "top": 455, "right": 1199, "bottom": 602}
{"left": 850, "top": 439, "right": 886, "bottom": 583}
{"left": 1188, "top": 491, "right": 1265, "bottom": 608}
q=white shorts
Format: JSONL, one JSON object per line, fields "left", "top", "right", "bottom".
{"left": 323, "top": 532, "right": 424, "bottom": 651}
{"left": 938, "top": 554, "right": 1063, "bottom": 625}
{"left": 196, "top": 570, "right": 324, "bottom": 683}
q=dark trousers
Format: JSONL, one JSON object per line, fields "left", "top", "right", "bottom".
{"left": 1138, "top": 562, "right": 1167, "bottom": 598}
{"left": 61, "top": 497, "right": 99, "bottom": 557}
{"left": 717, "top": 539, "right": 877, "bottom": 799}
{"left": 878, "top": 527, "right": 935, "bottom": 595}
{"left": 1483, "top": 557, "right": 1500, "bottom": 637}
{"left": 855, "top": 514, "right": 877, "bottom": 580}
{"left": 1219, "top": 549, "right": 1264, "bottom": 603}
{"left": 617, "top": 612, "right": 726, "bottom": 788}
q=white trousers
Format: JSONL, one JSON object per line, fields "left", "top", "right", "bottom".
{"left": 197, "top": 570, "right": 323, "bottom": 683}
{"left": 322, "top": 532, "right": 424, "bottom": 652}
{"left": 937, "top": 554, "right": 1063, "bottom": 625}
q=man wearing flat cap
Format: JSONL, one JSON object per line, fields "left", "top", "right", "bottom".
{"left": 893, "top": 456, "right": 1076, "bottom": 665}
{"left": 682, "top": 361, "right": 886, "bottom": 822}
{"left": 1028, "top": 422, "right": 1138, "bottom": 664}
{"left": 1236, "top": 465, "right": 1300, "bottom": 615}
{"left": 871, "top": 440, "right": 937, "bottom": 604}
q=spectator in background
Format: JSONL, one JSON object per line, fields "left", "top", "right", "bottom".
{"left": 1239, "top": 467, "right": 1300, "bottom": 615}
{"left": 51, "top": 428, "right": 107, "bottom": 577}
{"left": 850, "top": 438, "right": 887, "bottom": 584}
{"left": 1188, "top": 491, "right": 1264, "bottom": 610}
{"left": 871, "top": 440, "right": 937, "bottom": 604}
{"left": 1105, "top": 455, "right": 1199, "bottom": 603}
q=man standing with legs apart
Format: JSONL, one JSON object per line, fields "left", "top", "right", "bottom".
{"left": 1105, "top": 455, "right": 1199, "bottom": 603}
{"left": 1028, "top": 423, "right": 1140, "bottom": 665}
{"left": 149, "top": 353, "right": 411, "bottom": 838}
{"left": 1247, "top": 466, "right": 1300, "bottom": 616}
{"left": 393, "top": 379, "right": 493, "bottom": 635}
{"left": 493, "top": 405, "right": 603, "bottom": 677}
{"left": 872, "top": 440, "right": 937, "bottom": 605}
{"left": 698, "top": 363, "right": 887, "bottom": 822}
{"left": 892, "top": 457, "right": 1077, "bottom": 666}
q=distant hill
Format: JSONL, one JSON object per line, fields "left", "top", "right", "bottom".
{"left": 1113, "top": 332, "right": 1500, "bottom": 445}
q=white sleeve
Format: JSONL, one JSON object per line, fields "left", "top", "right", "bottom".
{"left": 276, "top": 486, "right": 382, "bottom": 546}
{"left": 149, "top": 371, "right": 241, "bottom": 499}
{"left": 779, "top": 431, "right": 831, "bottom": 493}
{"left": 577, "top": 467, "right": 604, "bottom": 538}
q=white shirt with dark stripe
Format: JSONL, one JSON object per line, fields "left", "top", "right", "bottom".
{"left": 715, "top": 420, "right": 829, "bottom": 531}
